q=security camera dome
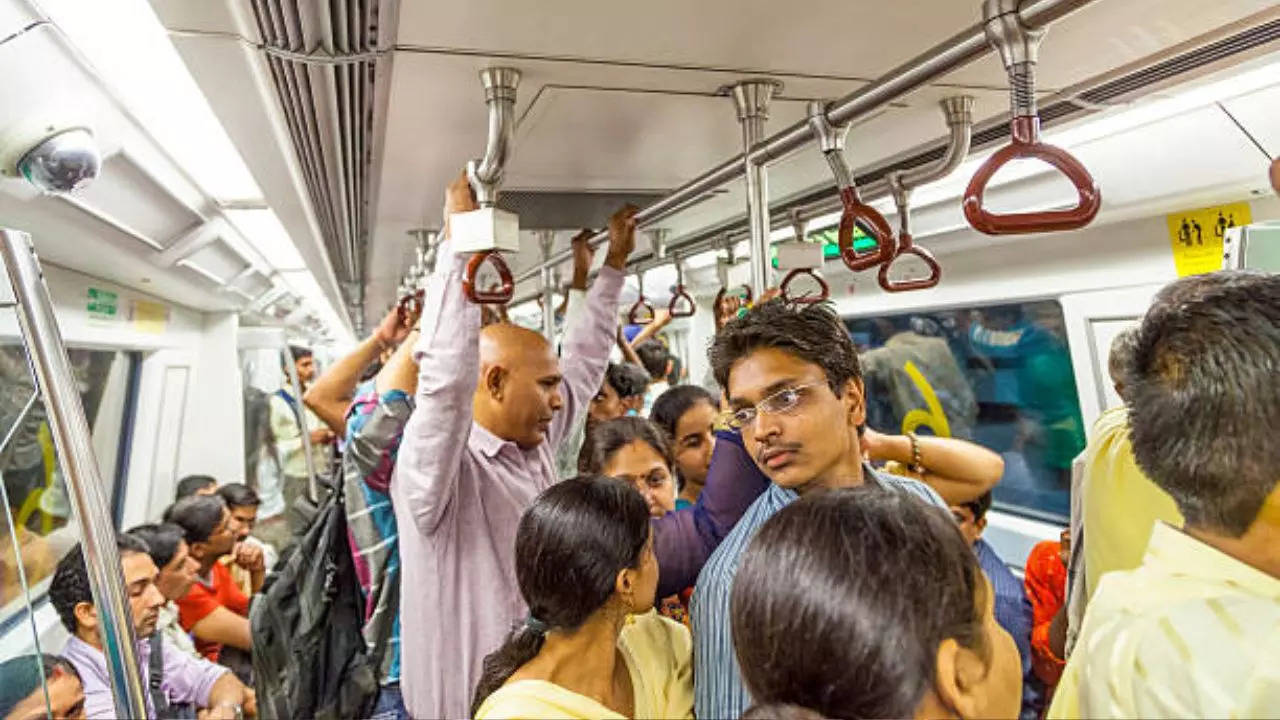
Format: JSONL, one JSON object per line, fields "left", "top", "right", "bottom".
{"left": 17, "top": 128, "right": 100, "bottom": 193}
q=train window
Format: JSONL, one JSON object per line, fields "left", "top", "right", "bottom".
{"left": 848, "top": 300, "right": 1085, "bottom": 522}
{"left": 0, "top": 343, "right": 139, "bottom": 624}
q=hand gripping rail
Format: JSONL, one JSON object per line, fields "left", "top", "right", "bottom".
{"left": 628, "top": 271, "right": 656, "bottom": 325}
{"left": 668, "top": 256, "right": 696, "bottom": 317}
{"left": 963, "top": 0, "right": 1101, "bottom": 235}
{"left": 462, "top": 68, "right": 519, "bottom": 304}
{"left": 805, "top": 101, "right": 896, "bottom": 272}
{"left": 779, "top": 212, "right": 830, "bottom": 304}
{"left": 878, "top": 96, "right": 975, "bottom": 292}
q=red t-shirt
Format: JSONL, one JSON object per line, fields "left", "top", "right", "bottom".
{"left": 175, "top": 560, "right": 250, "bottom": 662}
{"left": 1024, "top": 540, "right": 1068, "bottom": 687}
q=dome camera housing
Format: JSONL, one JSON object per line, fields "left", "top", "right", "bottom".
{"left": 0, "top": 120, "right": 101, "bottom": 194}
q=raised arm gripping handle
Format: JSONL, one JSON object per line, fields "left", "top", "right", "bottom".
{"left": 780, "top": 268, "right": 830, "bottom": 304}
{"left": 668, "top": 287, "right": 696, "bottom": 318}
{"left": 462, "top": 250, "right": 515, "bottom": 304}
{"left": 837, "top": 187, "right": 897, "bottom": 271}
{"left": 962, "top": 116, "right": 1100, "bottom": 235}
{"left": 397, "top": 289, "right": 425, "bottom": 323}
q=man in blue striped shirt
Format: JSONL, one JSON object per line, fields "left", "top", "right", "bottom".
{"left": 694, "top": 300, "right": 1002, "bottom": 720}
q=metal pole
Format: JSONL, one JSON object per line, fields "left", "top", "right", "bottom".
{"left": 279, "top": 341, "right": 318, "bottom": 503}
{"left": 0, "top": 229, "right": 148, "bottom": 720}
{"left": 511, "top": 0, "right": 1099, "bottom": 283}
{"left": 538, "top": 231, "right": 557, "bottom": 340}
{"left": 730, "top": 80, "right": 781, "bottom": 297}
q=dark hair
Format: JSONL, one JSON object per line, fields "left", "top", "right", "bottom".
{"left": 287, "top": 345, "right": 313, "bottom": 363}
{"left": 128, "top": 523, "right": 185, "bottom": 569}
{"left": 605, "top": 362, "right": 650, "bottom": 400}
{"left": 634, "top": 340, "right": 670, "bottom": 381}
{"left": 580, "top": 417, "right": 675, "bottom": 477}
{"left": 732, "top": 487, "right": 986, "bottom": 719}
{"left": 50, "top": 536, "right": 152, "bottom": 633}
{"left": 711, "top": 299, "right": 861, "bottom": 395}
{"left": 471, "top": 475, "right": 651, "bottom": 716}
{"left": 163, "top": 494, "right": 227, "bottom": 545}
{"left": 174, "top": 474, "right": 217, "bottom": 500}
{"left": 217, "top": 482, "right": 261, "bottom": 509}
{"left": 1129, "top": 270, "right": 1280, "bottom": 536}
{"left": 1108, "top": 326, "right": 1140, "bottom": 396}
{"left": 0, "top": 655, "right": 82, "bottom": 718}
{"left": 961, "top": 491, "right": 993, "bottom": 523}
{"left": 650, "top": 384, "right": 716, "bottom": 438}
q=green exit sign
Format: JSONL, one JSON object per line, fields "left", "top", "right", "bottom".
{"left": 770, "top": 226, "right": 879, "bottom": 268}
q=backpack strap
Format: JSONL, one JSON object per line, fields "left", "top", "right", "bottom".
{"left": 275, "top": 388, "right": 302, "bottom": 426}
{"left": 148, "top": 633, "right": 170, "bottom": 718}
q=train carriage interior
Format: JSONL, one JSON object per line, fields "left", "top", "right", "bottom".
{"left": 0, "top": 0, "right": 1278, "bottom": 717}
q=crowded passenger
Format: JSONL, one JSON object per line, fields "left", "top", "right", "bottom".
{"left": 215, "top": 483, "right": 274, "bottom": 597}
{"left": 126, "top": 523, "right": 201, "bottom": 660}
{"left": 1024, "top": 531, "right": 1068, "bottom": 697}
{"left": 649, "top": 385, "right": 718, "bottom": 508}
{"left": 0, "top": 654, "right": 85, "bottom": 720}
{"left": 164, "top": 495, "right": 255, "bottom": 665}
{"left": 51, "top": 537, "right": 251, "bottom": 720}
{"left": 1050, "top": 270, "right": 1280, "bottom": 718}
{"left": 633, "top": 340, "right": 673, "bottom": 415}
{"left": 173, "top": 474, "right": 217, "bottom": 500}
{"left": 267, "top": 345, "right": 334, "bottom": 533}
{"left": 731, "top": 487, "right": 1021, "bottom": 719}
{"left": 471, "top": 476, "right": 692, "bottom": 720}
{"left": 693, "top": 299, "right": 1002, "bottom": 720}
{"left": 949, "top": 491, "right": 1037, "bottom": 718}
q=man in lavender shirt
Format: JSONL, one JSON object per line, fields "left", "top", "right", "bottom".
{"left": 394, "top": 174, "right": 768, "bottom": 718}
{"left": 50, "top": 536, "right": 250, "bottom": 720}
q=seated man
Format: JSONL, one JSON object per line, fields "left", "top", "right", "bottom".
{"left": 164, "top": 495, "right": 254, "bottom": 664}
{"left": 951, "top": 492, "right": 1038, "bottom": 718}
{"left": 1050, "top": 271, "right": 1280, "bottom": 718}
{"left": 693, "top": 299, "right": 1004, "bottom": 720}
{"left": 128, "top": 523, "right": 201, "bottom": 660}
{"left": 216, "top": 483, "right": 274, "bottom": 597}
{"left": 51, "top": 536, "right": 249, "bottom": 719}
{"left": 0, "top": 654, "right": 85, "bottom": 720}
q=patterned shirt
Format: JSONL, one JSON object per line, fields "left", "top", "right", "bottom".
{"left": 691, "top": 467, "right": 945, "bottom": 720}
{"left": 343, "top": 386, "right": 414, "bottom": 686}
{"left": 975, "top": 538, "right": 1040, "bottom": 719}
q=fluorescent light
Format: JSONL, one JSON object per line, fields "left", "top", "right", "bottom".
{"left": 38, "top": 0, "right": 264, "bottom": 204}
{"left": 225, "top": 208, "right": 307, "bottom": 271}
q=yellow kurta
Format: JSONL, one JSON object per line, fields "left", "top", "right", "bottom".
{"left": 1081, "top": 406, "right": 1183, "bottom": 598}
{"left": 475, "top": 611, "right": 693, "bottom": 720}
{"left": 1050, "top": 523, "right": 1280, "bottom": 718}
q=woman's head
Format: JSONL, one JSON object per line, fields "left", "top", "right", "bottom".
{"left": 731, "top": 487, "right": 1021, "bottom": 720}
{"left": 582, "top": 417, "right": 677, "bottom": 517}
{"left": 651, "top": 385, "right": 718, "bottom": 490}
{"left": 472, "top": 475, "right": 656, "bottom": 715}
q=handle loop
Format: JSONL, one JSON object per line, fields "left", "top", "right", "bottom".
{"left": 879, "top": 171, "right": 942, "bottom": 292}
{"left": 628, "top": 272, "right": 654, "bottom": 325}
{"left": 462, "top": 250, "right": 515, "bottom": 304}
{"left": 780, "top": 268, "right": 830, "bottom": 304}
{"left": 397, "top": 289, "right": 425, "bottom": 323}
{"left": 714, "top": 284, "right": 753, "bottom": 314}
{"left": 668, "top": 287, "right": 696, "bottom": 317}
{"left": 837, "top": 187, "right": 896, "bottom": 272}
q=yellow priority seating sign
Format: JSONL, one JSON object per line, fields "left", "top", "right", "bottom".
{"left": 1165, "top": 201, "right": 1251, "bottom": 276}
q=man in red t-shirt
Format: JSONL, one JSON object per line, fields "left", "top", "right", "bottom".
{"left": 165, "top": 494, "right": 259, "bottom": 663}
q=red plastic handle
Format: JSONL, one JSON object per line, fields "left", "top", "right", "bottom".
{"left": 963, "top": 116, "right": 1101, "bottom": 236}
{"left": 780, "top": 268, "right": 830, "bottom": 305}
{"left": 714, "top": 285, "right": 753, "bottom": 313}
{"left": 877, "top": 234, "right": 941, "bottom": 292}
{"left": 628, "top": 297, "right": 655, "bottom": 325}
{"left": 837, "top": 187, "right": 896, "bottom": 272}
{"left": 397, "top": 289, "right": 424, "bottom": 323}
{"left": 462, "top": 251, "right": 515, "bottom": 305}
{"left": 668, "top": 286, "right": 696, "bottom": 318}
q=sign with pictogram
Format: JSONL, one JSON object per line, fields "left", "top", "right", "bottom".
{"left": 1165, "top": 201, "right": 1251, "bottom": 276}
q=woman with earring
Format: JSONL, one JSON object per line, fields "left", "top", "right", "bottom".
{"left": 471, "top": 475, "right": 693, "bottom": 720}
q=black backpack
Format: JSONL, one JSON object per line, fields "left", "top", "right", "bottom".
{"left": 249, "top": 476, "right": 379, "bottom": 719}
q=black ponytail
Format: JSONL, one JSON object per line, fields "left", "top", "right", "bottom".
{"left": 470, "top": 475, "right": 651, "bottom": 716}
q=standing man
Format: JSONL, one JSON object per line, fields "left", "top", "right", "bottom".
{"left": 267, "top": 345, "right": 334, "bottom": 536}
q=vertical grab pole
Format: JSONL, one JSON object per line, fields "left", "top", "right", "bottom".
{"left": 0, "top": 229, "right": 148, "bottom": 720}
{"left": 280, "top": 339, "right": 318, "bottom": 503}
{"left": 538, "top": 231, "right": 557, "bottom": 340}
{"left": 729, "top": 80, "right": 782, "bottom": 298}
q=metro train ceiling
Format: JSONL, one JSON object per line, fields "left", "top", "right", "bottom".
{"left": 143, "top": 0, "right": 1280, "bottom": 331}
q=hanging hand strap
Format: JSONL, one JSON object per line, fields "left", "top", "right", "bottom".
{"left": 779, "top": 268, "right": 830, "bottom": 304}
{"left": 462, "top": 251, "right": 515, "bottom": 304}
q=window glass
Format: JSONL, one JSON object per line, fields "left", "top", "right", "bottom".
{"left": 0, "top": 343, "right": 136, "bottom": 634}
{"left": 848, "top": 300, "right": 1085, "bottom": 521}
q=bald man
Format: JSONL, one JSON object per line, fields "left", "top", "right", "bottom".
{"left": 391, "top": 173, "right": 637, "bottom": 718}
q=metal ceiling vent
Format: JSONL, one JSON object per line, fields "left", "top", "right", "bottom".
{"left": 245, "top": 0, "right": 399, "bottom": 319}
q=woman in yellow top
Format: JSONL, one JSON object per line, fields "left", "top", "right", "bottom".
{"left": 471, "top": 475, "right": 693, "bottom": 720}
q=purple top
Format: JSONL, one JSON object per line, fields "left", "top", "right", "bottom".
{"left": 62, "top": 634, "right": 227, "bottom": 720}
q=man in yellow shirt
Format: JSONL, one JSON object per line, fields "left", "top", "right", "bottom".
{"left": 1050, "top": 271, "right": 1280, "bottom": 719}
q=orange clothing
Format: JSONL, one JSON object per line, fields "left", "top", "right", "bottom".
{"left": 1025, "top": 540, "right": 1067, "bottom": 687}
{"left": 175, "top": 561, "right": 250, "bottom": 662}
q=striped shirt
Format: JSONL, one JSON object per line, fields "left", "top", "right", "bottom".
{"left": 691, "top": 467, "right": 946, "bottom": 720}
{"left": 343, "top": 386, "right": 414, "bottom": 685}
{"left": 975, "top": 538, "right": 1040, "bottom": 719}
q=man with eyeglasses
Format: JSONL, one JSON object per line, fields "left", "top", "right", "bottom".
{"left": 692, "top": 299, "right": 1003, "bottom": 720}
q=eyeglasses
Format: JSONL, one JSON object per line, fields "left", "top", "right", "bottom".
{"left": 721, "top": 382, "right": 827, "bottom": 430}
